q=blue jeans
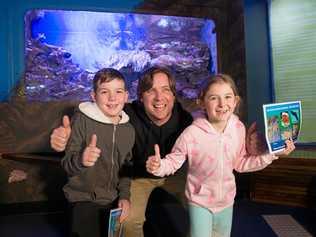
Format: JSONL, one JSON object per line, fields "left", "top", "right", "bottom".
{"left": 189, "top": 204, "right": 233, "bottom": 237}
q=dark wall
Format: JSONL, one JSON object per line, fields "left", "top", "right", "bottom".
{"left": 243, "top": 0, "right": 272, "bottom": 126}
{"left": 223, "top": 0, "right": 248, "bottom": 121}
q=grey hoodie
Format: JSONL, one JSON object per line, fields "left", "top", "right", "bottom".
{"left": 61, "top": 102, "right": 135, "bottom": 204}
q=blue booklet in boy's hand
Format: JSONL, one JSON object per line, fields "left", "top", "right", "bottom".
{"left": 263, "top": 101, "right": 302, "bottom": 153}
{"left": 108, "top": 208, "right": 123, "bottom": 237}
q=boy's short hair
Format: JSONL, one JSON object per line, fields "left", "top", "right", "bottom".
{"left": 93, "top": 68, "right": 126, "bottom": 92}
{"left": 137, "top": 66, "right": 177, "bottom": 99}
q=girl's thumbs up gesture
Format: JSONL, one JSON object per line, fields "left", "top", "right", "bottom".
{"left": 82, "top": 134, "right": 101, "bottom": 167}
{"left": 146, "top": 144, "right": 161, "bottom": 174}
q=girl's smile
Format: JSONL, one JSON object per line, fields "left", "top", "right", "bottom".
{"left": 200, "top": 82, "right": 238, "bottom": 132}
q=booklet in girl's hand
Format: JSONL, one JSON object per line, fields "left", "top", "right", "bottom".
{"left": 108, "top": 207, "right": 123, "bottom": 237}
{"left": 263, "top": 101, "right": 302, "bottom": 153}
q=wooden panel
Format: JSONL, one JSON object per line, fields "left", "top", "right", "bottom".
{"left": 0, "top": 101, "right": 77, "bottom": 154}
{"left": 250, "top": 157, "right": 316, "bottom": 208}
{"left": 0, "top": 154, "right": 66, "bottom": 204}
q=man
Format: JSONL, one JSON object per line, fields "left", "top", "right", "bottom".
{"left": 51, "top": 66, "right": 264, "bottom": 237}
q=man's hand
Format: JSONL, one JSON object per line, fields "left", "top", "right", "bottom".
{"left": 146, "top": 144, "right": 161, "bottom": 173}
{"left": 82, "top": 134, "right": 101, "bottom": 167}
{"left": 246, "top": 122, "right": 267, "bottom": 156}
{"left": 50, "top": 115, "right": 71, "bottom": 152}
{"left": 118, "top": 199, "right": 130, "bottom": 223}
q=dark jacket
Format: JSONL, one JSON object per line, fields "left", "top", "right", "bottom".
{"left": 124, "top": 100, "right": 193, "bottom": 178}
{"left": 62, "top": 102, "right": 135, "bottom": 204}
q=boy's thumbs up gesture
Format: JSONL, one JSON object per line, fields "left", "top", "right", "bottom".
{"left": 146, "top": 144, "right": 161, "bottom": 173}
{"left": 82, "top": 134, "right": 101, "bottom": 167}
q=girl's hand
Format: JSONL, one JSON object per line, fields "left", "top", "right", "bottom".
{"left": 146, "top": 144, "right": 161, "bottom": 173}
{"left": 246, "top": 122, "right": 267, "bottom": 155}
{"left": 276, "top": 139, "right": 296, "bottom": 156}
{"left": 118, "top": 199, "right": 130, "bottom": 223}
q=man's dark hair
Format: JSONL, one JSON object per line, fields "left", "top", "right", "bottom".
{"left": 137, "top": 66, "right": 176, "bottom": 99}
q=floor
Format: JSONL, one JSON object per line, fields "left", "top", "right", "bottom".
{"left": 231, "top": 200, "right": 316, "bottom": 237}
{"left": 0, "top": 199, "right": 315, "bottom": 237}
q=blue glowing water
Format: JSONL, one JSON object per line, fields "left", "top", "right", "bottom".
{"left": 24, "top": 9, "right": 217, "bottom": 101}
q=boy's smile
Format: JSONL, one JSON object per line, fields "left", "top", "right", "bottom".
{"left": 91, "top": 79, "right": 128, "bottom": 124}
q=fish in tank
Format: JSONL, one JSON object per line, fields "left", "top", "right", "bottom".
{"left": 23, "top": 9, "right": 217, "bottom": 101}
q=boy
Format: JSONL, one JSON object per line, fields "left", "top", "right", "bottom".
{"left": 61, "top": 68, "right": 135, "bottom": 237}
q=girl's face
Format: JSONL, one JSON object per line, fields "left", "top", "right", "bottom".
{"left": 200, "top": 82, "right": 238, "bottom": 127}
{"left": 91, "top": 79, "right": 128, "bottom": 123}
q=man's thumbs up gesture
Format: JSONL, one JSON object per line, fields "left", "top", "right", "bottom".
{"left": 146, "top": 144, "right": 161, "bottom": 173}
{"left": 50, "top": 115, "right": 72, "bottom": 152}
{"left": 82, "top": 134, "right": 101, "bottom": 167}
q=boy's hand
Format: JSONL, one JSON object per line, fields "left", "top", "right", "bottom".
{"left": 82, "top": 134, "right": 101, "bottom": 167}
{"left": 50, "top": 115, "right": 71, "bottom": 152}
{"left": 246, "top": 122, "right": 267, "bottom": 155}
{"left": 276, "top": 139, "right": 296, "bottom": 156}
{"left": 146, "top": 144, "right": 161, "bottom": 173}
{"left": 118, "top": 199, "right": 130, "bottom": 223}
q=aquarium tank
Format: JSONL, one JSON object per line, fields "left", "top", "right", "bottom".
{"left": 24, "top": 9, "right": 217, "bottom": 101}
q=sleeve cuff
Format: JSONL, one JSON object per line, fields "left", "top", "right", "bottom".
{"left": 152, "top": 163, "right": 165, "bottom": 177}
{"left": 262, "top": 153, "right": 279, "bottom": 164}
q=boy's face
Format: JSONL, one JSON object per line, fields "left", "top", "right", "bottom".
{"left": 91, "top": 79, "right": 128, "bottom": 123}
{"left": 141, "top": 72, "right": 175, "bottom": 126}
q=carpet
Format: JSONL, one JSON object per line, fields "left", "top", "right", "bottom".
{"left": 263, "top": 214, "right": 313, "bottom": 237}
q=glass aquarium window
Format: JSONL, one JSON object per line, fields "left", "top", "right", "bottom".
{"left": 24, "top": 9, "right": 217, "bottom": 101}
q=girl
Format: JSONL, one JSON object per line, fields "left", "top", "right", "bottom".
{"left": 146, "top": 74, "right": 295, "bottom": 237}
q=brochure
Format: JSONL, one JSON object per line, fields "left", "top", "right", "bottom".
{"left": 263, "top": 101, "right": 302, "bottom": 153}
{"left": 108, "top": 207, "right": 123, "bottom": 237}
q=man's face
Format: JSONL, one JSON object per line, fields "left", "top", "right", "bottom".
{"left": 141, "top": 72, "right": 175, "bottom": 126}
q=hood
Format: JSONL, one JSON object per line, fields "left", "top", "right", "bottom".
{"left": 130, "top": 100, "right": 152, "bottom": 125}
{"left": 79, "top": 102, "right": 129, "bottom": 124}
{"left": 192, "top": 111, "right": 239, "bottom": 134}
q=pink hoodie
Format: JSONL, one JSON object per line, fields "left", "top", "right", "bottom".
{"left": 153, "top": 114, "right": 277, "bottom": 213}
